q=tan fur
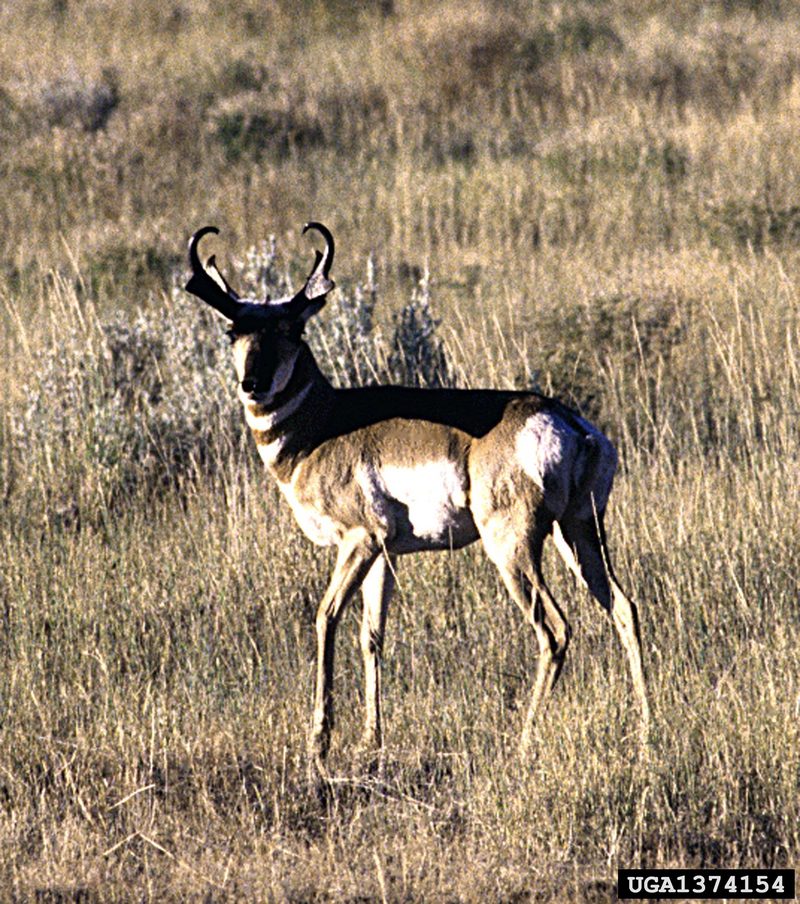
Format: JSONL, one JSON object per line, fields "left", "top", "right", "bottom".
{"left": 233, "top": 340, "right": 650, "bottom": 764}
{"left": 188, "top": 227, "right": 650, "bottom": 767}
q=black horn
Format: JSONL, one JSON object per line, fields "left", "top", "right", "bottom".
{"left": 286, "top": 222, "right": 335, "bottom": 315}
{"left": 303, "top": 221, "right": 335, "bottom": 284}
{"left": 185, "top": 227, "right": 244, "bottom": 321}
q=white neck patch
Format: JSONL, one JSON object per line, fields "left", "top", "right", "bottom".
{"left": 256, "top": 435, "right": 288, "bottom": 468}
{"left": 244, "top": 381, "right": 313, "bottom": 433}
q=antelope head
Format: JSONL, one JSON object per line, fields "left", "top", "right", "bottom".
{"left": 184, "top": 223, "right": 335, "bottom": 407}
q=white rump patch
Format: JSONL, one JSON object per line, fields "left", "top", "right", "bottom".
{"left": 515, "top": 412, "right": 616, "bottom": 519}
{"left": 515, "top": 413, "right": 572, "bottom": 493}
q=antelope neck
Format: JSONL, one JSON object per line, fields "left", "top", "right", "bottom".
{"left": 244, "top": 382, "right": 314, "bottom": 434}
{"left": 242, "top": 351, "right": 335, "bottom": 480}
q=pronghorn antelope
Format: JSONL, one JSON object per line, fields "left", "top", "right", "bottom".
{"left": 185, "top": 223, "right": 650, "bottom": 763}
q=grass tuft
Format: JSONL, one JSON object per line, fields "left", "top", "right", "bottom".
{"left": 1, "top": 0, "right": 799, "bottom": 898}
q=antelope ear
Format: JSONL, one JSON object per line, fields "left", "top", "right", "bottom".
{"left": 205, "top": 254, "right": 241, "bottom": 300}
{"left": 292, "top": 293, "right": 327, "bottom": 324}
{"left": 184, "top": 227, "right": 244, "bottom": 322}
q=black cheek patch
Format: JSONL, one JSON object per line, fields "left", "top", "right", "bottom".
{"left": 244, "top": 340, "right": 281, "bottom": 393}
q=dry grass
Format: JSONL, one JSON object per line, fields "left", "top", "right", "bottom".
{"left": 1, "top": 0, "right": 800, "bottom": 900}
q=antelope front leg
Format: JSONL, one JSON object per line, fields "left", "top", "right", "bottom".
{"left": 311, "top": 528, "right": 379, "bottom": 765}
{"left": 359, "top": 554, "right": 396, "bottom": 754}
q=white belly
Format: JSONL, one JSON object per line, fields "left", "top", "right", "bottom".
{"left": 362, "top": 460, "right": 478, "bottom": 553}
{"left": 277, "top": 458, "right": 479, "bottom": 553}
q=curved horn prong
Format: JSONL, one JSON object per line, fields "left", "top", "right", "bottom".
{"left": 188, "top": 225, "right": 218, "bottom": 274}
{"left": 302, "top": 221, "right": 335, "bottom": 281}
{"left": 286, "top": 222, "right": 335, "bottom": 316}
{"left": 185, "top": 227, "right": 243, "bottom": 321}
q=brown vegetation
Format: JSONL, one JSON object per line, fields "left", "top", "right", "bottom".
{"left": 1, "top": 0, "right": 799, "bottom": 899}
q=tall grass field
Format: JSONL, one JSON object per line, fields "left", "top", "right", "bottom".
{"left": 1, "top": 1, "right": 799, "bottom": 900}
